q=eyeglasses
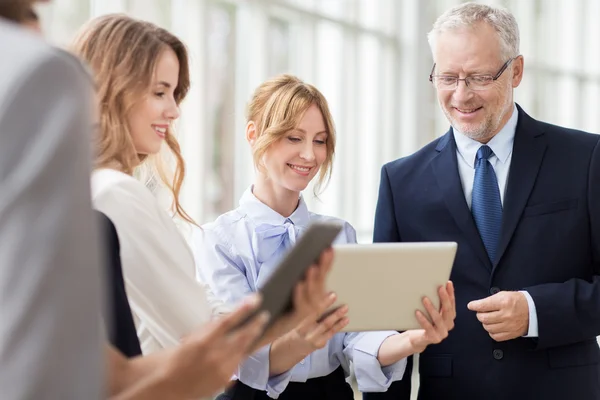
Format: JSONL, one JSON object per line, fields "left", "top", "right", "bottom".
{"left": 429, "top": 57, "right": 517, "bottom": 91}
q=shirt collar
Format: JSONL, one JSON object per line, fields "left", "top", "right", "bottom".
{"left": 453, "top": 103, "right": 518, "bottom": 168}
{"left": 238, "top": 186, "right": 311, "bottom": 227}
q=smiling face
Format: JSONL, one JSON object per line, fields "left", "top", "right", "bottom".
{"left": 433, "top": 22, "right": 523, "bottom": 142}
{"left": 126, "top": 47, "right": 181, "bottom": 155}
{"left": 259, "top": 104, "right": 328, "bottom": 194}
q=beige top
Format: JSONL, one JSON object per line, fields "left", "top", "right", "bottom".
{"left": 92, "top": 168, "right": 224, "bottom": 355}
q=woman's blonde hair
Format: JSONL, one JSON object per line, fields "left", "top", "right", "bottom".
{"left": 71, "top": 14, "right": 194, "bottom": 224}
{"left": 246, "top": 74, "right": 336, "bottom": 194}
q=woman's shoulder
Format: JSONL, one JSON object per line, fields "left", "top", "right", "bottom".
{"left": 205, "top": 207, "right": 246, "bottom": 229}
{"left": 196, "top": 208, "right": 247, "bottom": 247}
{"left": 308, "top": 212, "right": 355, "bottom": 229}
{"left": 308, "top": 213, "right": 357, "bottom": 244}
{"left": 92, "top": 169, "right": 160, "bottom": 222}
{"left": 92, "top": 169, "right": 150, "bottom": 199}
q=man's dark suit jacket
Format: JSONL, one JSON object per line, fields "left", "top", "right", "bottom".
{"left": 97, "top": 211, "right": 142, "bottom": 358}
{"left": 365, "top": 105, "right": 600, "bottom": 400}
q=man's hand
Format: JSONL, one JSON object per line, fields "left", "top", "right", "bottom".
{"left": 467, "top": 291, "right": 529, "bottom": 342}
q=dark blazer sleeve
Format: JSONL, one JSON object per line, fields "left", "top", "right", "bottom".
{"left": 364, "top": 164, "right": 412, "bottom": 400}
{"left": 525, "top": 139, "right": 600, "bottom": 349}
{"left": 97, "top": 211, "right": 142, "bottom": 358}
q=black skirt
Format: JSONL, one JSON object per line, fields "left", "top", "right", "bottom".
{"left": 217, "top": 366, "right": 354, "bottom": 400}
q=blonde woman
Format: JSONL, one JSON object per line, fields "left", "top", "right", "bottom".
{"left": 70, "top": 15, "right": 336, "bottom": 398}
{"left": 194, "top": 74, "right": 456, "bottom": 400}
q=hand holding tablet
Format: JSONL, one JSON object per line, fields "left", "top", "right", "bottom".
{"left": 230, "top": 222, "right": 343, "bottom": 335}
{"left": 325, "top": 242, "right": 458, "bottom": 332}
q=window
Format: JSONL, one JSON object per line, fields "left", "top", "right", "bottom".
{"left": 38, "top": 0, "right": 599, "bottom": 236}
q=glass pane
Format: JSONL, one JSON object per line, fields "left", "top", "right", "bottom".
{"left": 357, "top": 34, "right": 380, "bottom": 233}
{"left": 380, "top": 42, "right": 399, "bottom": 164}
{"left": 91, "top": 0, "right": 126, "bottom": 16}
{"left": 282, "top": 0, "right": 316, "bottom": 12}
{"left": 535, "top": 70, "right": 557, "bottom": 125}
{"left": 311, "top": 20, "right": 344, "bottom": 218}
{"left": 128, "top": 0, "right": 171, "bottom": 28}
{"left": 534, "top": 0, "right": 554, "bottom": 68}
{"left": 380, "top": 0, "right": 397, "bottom": 36}
{"left": 37, "top": 0, "right": 91, "bottom": 45}
{"left": 583, "top": 0, "right": 600, "bottom": 74}
{"left": 557, "top": 0, "right": 581, "bottom": 71}
{"left": 205, "top": 4, "right": 237, "bottom": 220}
{"left": 358, "top": 0, "right": 378, "bottom": 30}
{"left": 555, "top": 75, "right": 578, "bottom": 127}
{"left": 268, "top": 18, "right": 291, "bottom": 76}
{"left": 317, "top": 0, "right": 351, "bottom": 21}
{"left": 581, "top": 82, "right": 600, "bottom": 133}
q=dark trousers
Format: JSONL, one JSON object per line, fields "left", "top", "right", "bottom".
{"left": 217, "top": 366, "right": 354, "bottom": 400}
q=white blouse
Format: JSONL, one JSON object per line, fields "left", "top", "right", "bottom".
{"left": 92, "top": 168, "right": 223, "bottom": 355}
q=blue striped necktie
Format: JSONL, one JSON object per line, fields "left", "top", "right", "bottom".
{"left": 471, "top": 145, "right": 502, "bottom": 263}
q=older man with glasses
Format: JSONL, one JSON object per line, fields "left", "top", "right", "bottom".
{"left": 365, "top": 2, "right": 600, "bottom": 400}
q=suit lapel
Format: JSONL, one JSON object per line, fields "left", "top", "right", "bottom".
{"left": 492, "top": 105, "right": 547, "bottom": 273}
{"left": 432, "top": 130, "right": 493, "bottom": 270}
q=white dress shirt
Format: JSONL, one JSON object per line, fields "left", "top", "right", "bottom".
{"left": 192, "top": 187, "right": 407, "bottom": 398}
{"left": 453, "top": 103, "right": 538, "bottom": 337}
{"left": 0, "top": 22, "right": 104, "bottom": 399}
{"left": 92, "top": 168, "right": 226, "bottom": 355}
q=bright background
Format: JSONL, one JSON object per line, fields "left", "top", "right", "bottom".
{"left": 37, "top": 0, "right": 600, "bottom": 397}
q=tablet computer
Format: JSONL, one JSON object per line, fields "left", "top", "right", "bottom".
{"left": 233, "top": 221, "right": 343, "bottom": 331}
{"left": 325, "top": 242, "right": 457, "bottom": 332}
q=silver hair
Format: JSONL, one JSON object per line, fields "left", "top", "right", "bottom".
{"left": 427, "top": 2, "right": 520, "bottom": 60}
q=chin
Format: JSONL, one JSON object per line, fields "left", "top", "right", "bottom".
{"left": 146, "top": 144, "right": 164, "bottom": 155}
{"left": 282, "top": 181, "right": 309, "bottom": 193}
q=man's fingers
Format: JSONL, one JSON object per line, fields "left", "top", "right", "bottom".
{"left": 489, "top": 331, "right": 513, "bottom": 342}
{"left": 468, "top": 293, "right": 503, "bottom": 313}
{"left": 476, "top": 311, "right": 503, "bottom": 325}
{"left": 482, "top": 322, "right": 505, "bottom": 335}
